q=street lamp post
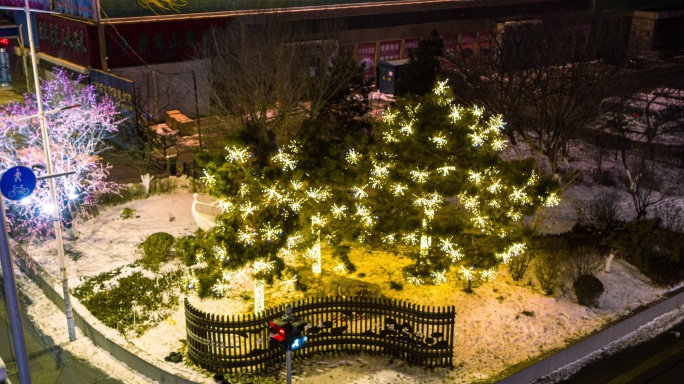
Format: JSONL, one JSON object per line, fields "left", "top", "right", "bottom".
{"left": 22, "top": 0, "right": 77, "bottom": 341}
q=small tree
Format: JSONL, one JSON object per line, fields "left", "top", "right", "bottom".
{"left": 0, "top": 68, "right": 123, "bottom": 241}
{"left": 534, "top": 249, "right": 566, "bottom": 295}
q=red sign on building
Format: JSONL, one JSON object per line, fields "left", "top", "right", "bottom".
{"left": 460, "top": 33, "right": 475, "bottom": 58}
{"left": 379, "top": 40, "right": 400, "bottom": 62}
{"left": 357, "top": 42, "right": 376, "bottom": 82}
{"left": 104, "top": 19, "right": 219, "bottom": 68}
{"left": 403, "top": 38, "right": 420, "bottom": 58}
{"left": 36, "top": 14, "right": 99, "bottom": 68}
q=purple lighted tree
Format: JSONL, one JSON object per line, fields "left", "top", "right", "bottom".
{"left": 0, "top": 68, "right": 123, "bottom": 241}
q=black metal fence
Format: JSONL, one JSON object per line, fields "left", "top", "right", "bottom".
{"left": 185, "top": 296, "right": 456, "bottom": 374}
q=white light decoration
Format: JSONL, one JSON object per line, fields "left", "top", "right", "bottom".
{"left": 333, "top": 263, "right": 346, "bottom": 274}
{"left": 406, "top": 274, "right": 424, "bottom": 285}
{"left": 414, "top": 193, "right": 443, "bottom": 220}
{"left": 214, "top": 198, "right": 234, "bottom": 213}
{"left": 263, "top": 183, "right": 283, "bottom": 202}
{"left": 449, "top": 105, "right": 464, "bottom": 123}
{"left": 491, "top": 138, "right": 508, "bottom": 151}
{"left": 239, "top": 202, "right": 258, "bottom": 218}
{"left": 331, "top": 204, "right": 347, "bottom": 219}
{"left": 311, "top": 213, "right": 327, "bottom": 227}
{"left": 383, "top": 131, "right": 400, "bottom": 143}
{"left": 489, "top": 200, "right": 501, "bottom": 208}
{"left": 253, "top": 259, "right": 275, "bottom": 273}
{"left": 487, "top": 115, "right": 504, "bottom": 132}
{"left": 254, "top": 279, "right": 265, "bottom": 314}
{"left": 472, "top": 105, "right": 484, "bottom": 117}
{"left": 434, "top": 80, "right": 449, "bottom": 97}
{"left": 272, "top": 151, "right": 297, "bottom": 171}
{"left": 431, "top": 134, "right": 448, "bottom": 148}
{"left": 544, "top": 192, "right": 560, "bottom": 207}
{"left": 468, "top": 170, "right": 483, "bottom": 185}
{"left": 507, "top": 209, "right": 522, "bottom": 221}
{"left": 211, "top": 281, "right": 227, "bottom": 297}
{"left": 225, "top": 145, "right": 251, "bottom": 163}
{"left": 488, "top": 179, "right": 502, "bottom": 193}
{"left": 458, "top": 192, "right": 480, "bottom": 212}
{"left": 509, "top": 188, "right": 530, "bottom": 204}
{"left": 213, "top": 245, "right": 229, "bottom": 261}
{"left": 383, "top": 234, "right": 396, "bottom": 244}
{"left": 480, "top": 268, "right": 497, "bottom": 282}
{"left": 391, "top": 183, "right": 407, "bottom": 196}
{"left": 403, "top": 232, "right": 419, "bottom": 245}
{"left": 351, "top": 185, "right": 368, "bottom": 199}
{"left": 460, "top": 266, "right": 474, "bottom": 281}
{"left": 237, "top": 228, "right": 256, "bottom": 245}
{"left": 201, "top": 170, "right": 216, "bottom": 186}
{"left": 497, "top": 242, "right": 527, "bottom": 264}
{"left": 527, "top": 170, "right": 538, "bottom": 186}
{"left": 471, "top": 215, "right": 490, "bottom": 232}
{"left": 181, "top": 269, "right": 199, "bottom": 290}
{"left": 382, "top": 108, "right": 397, "bottom": 124}
{"left": 355, "top": 204, "right": 374, "bottom": 227}
{"left": 346, "top": 149, "right": 362, "bottom": 164}
{"left": 42, "top": 202, "right": 55, "bottom": 214}
{"left": 437, "top": 165, "right": 456, "bottom": 176}
{"left": 281, "top": 275, "right": 297, "bottom": 290}
{"left": 371, "top": 161, "right": 390, "bottom": 178}
{"left": 410, "top": 168, "right": 429, "bottom": 183}
{"left": 305, "top": 186, "right": 331, "bottom": 202}
{"left": 238, "top": 183, "right": 249, "bottom": 197}
{"left": 468, "top": 131, "right": 485, "bottom": 147}
{"left": 290, "top": 180, "right": 303, "bottom": 190}
{"left": 193, "top": 251, "right": 205, "bottom": 265}
{"left": 432, "top": 270, "right": 448, "bottom": 285}
{"left": 261, "top": 223, "right": 282, "bottom": 242}
{"left": 400, "top": 121, "right": 413, "bottom": 135}
{"left": 288, "top": 198, "right": 303, "bottom": 212}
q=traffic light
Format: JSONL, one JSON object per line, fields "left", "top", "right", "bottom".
{"left": 288, "top": 319, "right": 307, "bottom": 351}
{"left": 269, "top": 319, "right": 289, "bottom": 349}
{"left": 269, "top": 318, "right": 307, "bottom": 351}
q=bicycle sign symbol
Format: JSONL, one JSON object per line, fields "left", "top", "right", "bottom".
{"left": 8, "top": 185, "right": 29, "bottom": 198}
{"left": 1, "top": 166, "right": 37, "bottom": 201}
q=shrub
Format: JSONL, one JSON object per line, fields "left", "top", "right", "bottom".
{"left": 137, "top": 232, "right": 175, "bottom": 271}
{"left": 120, "top": 208, "right": 135, "bottom": 219}
{"left": 389, "top": 281, "right": 403, "bottom": 291}
{"left": 508, "top": 249, "right": 535, "bottom": 281}
{"left": 534, "top": 249, "right": 566, "bottom": 295}
{"left": 569, "top": 246, "right": 602, "bottom": 280}
{"left": 574, "top": 274, "right": 604, "bottom": 307}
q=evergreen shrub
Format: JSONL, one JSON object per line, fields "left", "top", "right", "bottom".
{"left": 573, "top": 274, "right": 604, "bottom": 307}
{"left": 138, "top": 232, "right": 175, "bottom": 271}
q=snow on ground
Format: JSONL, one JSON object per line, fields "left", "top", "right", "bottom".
{"left": 15, "top": 184, "right": 683, "bottom": 384}
{"left": 12, "top": 123, "right": 684, "bottom": 383}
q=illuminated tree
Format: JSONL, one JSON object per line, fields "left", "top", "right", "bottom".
{"left": 0, "top": 68, "right": 123, "bottom": 241}
{"left": 345, "top": 81, "right": 559, "bottom": 285}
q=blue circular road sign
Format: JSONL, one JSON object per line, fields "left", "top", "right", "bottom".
{"left": 1, "top": 166, "right": 37, "bottom": 200}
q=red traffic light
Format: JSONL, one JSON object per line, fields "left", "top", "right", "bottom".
{"left": 269, "top": 319, "right": 289, "bottom": 344}
{"left": 0, "top": 38, "right": 8, "bottom": 47}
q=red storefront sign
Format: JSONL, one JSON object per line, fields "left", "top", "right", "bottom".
{"left": 403, "top": 38, "right": 420, "bottom": 58}
{"left": 36, "top": 14, "right": 98, "bottom": 68}
{"left": 357, "top": 42, "right": 376, "bottom": 82}
{"left": 379, "top": 40, "right": 400, "bottom": 62}
{"left": 460, "top": 33, "right": 475, "bottom": 58}
{"left": 442, "top": 34, "right": 458, "bottom": 68}
{"left": 104, "top": 19, "right": 219, "bottom": 68}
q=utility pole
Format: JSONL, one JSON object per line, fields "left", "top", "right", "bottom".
{"left": 23, "top": 0, "right": 77, "bottom": 341}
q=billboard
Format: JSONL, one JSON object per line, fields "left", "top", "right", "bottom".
{"left": 36, "top": 13, "right": 99, "bottom": 68}
{"left": 357, "top": 42, "right": 375, "bottom": 82}
{"left": 0, "top": 0, "right": 49, "bottom": 10}
{"left": 379, "top": 40, "right": 400, "bottom": 62}
{"left": 403, "top": 38, "right": 420, "bottom": 58}
{"left": 53, "top": 0, "right": 96, "bottom": 20}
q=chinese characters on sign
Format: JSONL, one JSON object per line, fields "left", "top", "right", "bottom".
{"left": 379, "top": 40, "right": 400, "bottom": 62}
{"left": 36, "top": 14, "right": 93, "bottom": 67}
{"left": 54, "top": 0, "right": 95, "bottom": 19}
{"left": 402, "top": 38, "right": 420, "bottom": 59}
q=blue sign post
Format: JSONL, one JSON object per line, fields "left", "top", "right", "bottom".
{"left": 0, "top": 166, "right": 35, "bottom": 383}
{"left": 1, "top": 166, "right": 36, "bottom": 200}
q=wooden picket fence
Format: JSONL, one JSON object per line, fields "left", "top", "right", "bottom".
{"left": 185, "top": 296, "right": 456, "bottom": 374}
